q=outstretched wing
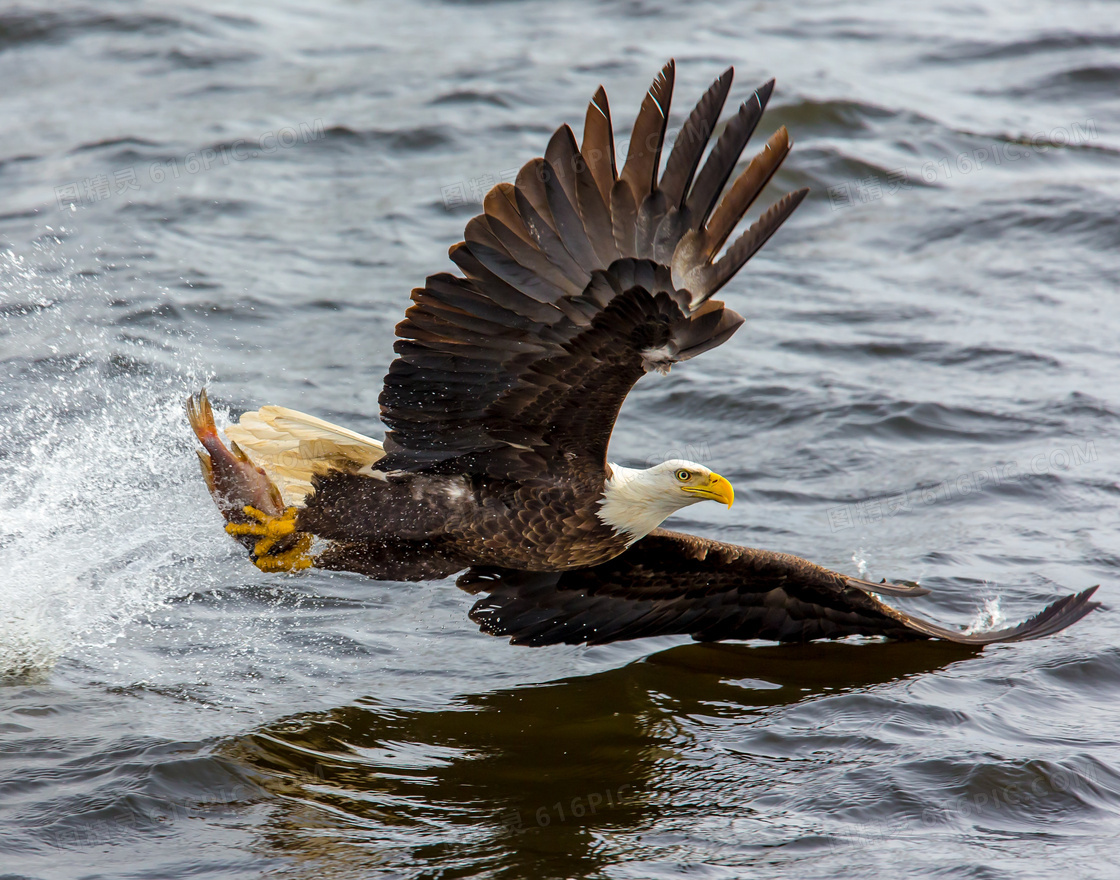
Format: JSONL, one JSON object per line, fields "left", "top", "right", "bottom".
{"left": 460, "top": 529, "right": 1101, "bottom": 646}
{"left": 378, "top": 62, "right": 807, "bottom": 478}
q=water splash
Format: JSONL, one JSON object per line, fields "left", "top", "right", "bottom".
{"left": 851, "top": 548, "right": 868, "bottom": 578}
{"left": 964, "top": 591, "right": 1006, "bottom": 635}
{"left": 0, "top": 246, "right": 226, "bottom": 679}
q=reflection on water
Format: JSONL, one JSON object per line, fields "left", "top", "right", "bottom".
{"left": 226, "top": 640, "right": 976, "bottom": 878}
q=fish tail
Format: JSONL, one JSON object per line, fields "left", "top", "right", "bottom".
{"left": 186, "top": 388, "right": 222, "bottom": 486}
{"left": 186, "top": 388, "right": 235, "bottom": 463}
{"left": 186, "top": 388, "right": 218, "bottom": 444}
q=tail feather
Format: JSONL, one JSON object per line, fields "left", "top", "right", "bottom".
{"left": 222, "top": 403, "right": 385, "bottom": 506}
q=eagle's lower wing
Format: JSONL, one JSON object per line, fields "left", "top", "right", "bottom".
{"left": 459, "top": 529, "right": 1101, "bottom": 646}
{"left": 376, "top": 63, "right": 807, "bottom": 478}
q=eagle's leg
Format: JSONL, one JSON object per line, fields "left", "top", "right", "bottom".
{"left": 254, "top": 532, "right": 314, "bottom": 572}
{"left": 226, "top": 505, "right": 314, "bottom": 572}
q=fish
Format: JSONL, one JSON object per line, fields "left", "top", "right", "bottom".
{"left": 186, "top": 389, "right": 286, "bottom": 551}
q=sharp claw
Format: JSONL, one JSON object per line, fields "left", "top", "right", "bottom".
{"left": 253, "top": 533, "right": 314, "bottom": 573}
{"left": 225, "top": 507, "right": 313, "bottom": 572}
{"left": 255, "top": 554, "right": 313, "bottom": 573}
{"left": 253, "top": 535, "right": 278, "bottom": 556}
{"left": 226, "top": 506, "right": 300, "bottom": 541}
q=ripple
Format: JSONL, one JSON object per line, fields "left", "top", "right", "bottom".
{"left": 430, "top": 89, "right": 513, "bottom": 108}
{"left": 0, "top": 9, "right": 189, "bottom": 50}
{"left": 1021, "top": 64, "right": 1120, "bottom": 99}
{"left": 920, "top": 31, "right": 1120, "bottom": 63}
{"left": 314, "top": 124, "right": 456, "bottom": 153}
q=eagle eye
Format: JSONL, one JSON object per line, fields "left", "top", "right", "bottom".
{"left": 675, "top": 469, "right": 691, "bottom": 482}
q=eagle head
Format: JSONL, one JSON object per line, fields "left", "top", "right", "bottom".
{"left": 597, "top": 459, "right": 735, "bottom": 544}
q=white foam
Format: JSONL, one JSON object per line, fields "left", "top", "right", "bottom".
{"left": 851, "top": 547, "right": 868, "bottom": 578}
{"left": 0, "top": 246, "right": 228, "bottom": 679}
{"left": 964, "top": 593, "right": 1007, "bottom": 635}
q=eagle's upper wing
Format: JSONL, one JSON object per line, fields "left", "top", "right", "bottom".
{"left": 378, "top": 62, "right": 807, "bottom": 478}
{"left": 459, "top": 529, "right": 1101, "bottom": 646}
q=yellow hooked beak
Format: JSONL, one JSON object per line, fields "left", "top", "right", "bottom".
{"left": 681, "top": 472, "right": 735, "bottom": 508}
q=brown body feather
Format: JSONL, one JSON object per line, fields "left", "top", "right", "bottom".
{"left": 297, "top": 461, "right": 629, "bottom": 573}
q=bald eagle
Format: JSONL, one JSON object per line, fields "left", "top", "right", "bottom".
{"left": 188, "top": 63, "right": 1099, "bottom": 646}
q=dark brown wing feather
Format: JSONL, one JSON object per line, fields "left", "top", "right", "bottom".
{"left": 377, "top": 63, "right": 807, "bottom": 478}
{"left": 460, "top": 529, "right": 1101, "bottom": 646}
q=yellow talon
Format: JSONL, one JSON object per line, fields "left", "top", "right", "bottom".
{"left": 224, "top": 504, "right": 273, "bottom": 536}
{"left": 225, "top": 505, "right": 301, "bottom": 555}
{"left": 253, "top": 533, "right": 314, "bottom": 572}
{"left": 225, "top": 507, "right": 314, "bottom": 572}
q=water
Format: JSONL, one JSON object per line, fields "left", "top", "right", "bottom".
{"left": 2, "top": 1, "right": 1119, "bottom": 877}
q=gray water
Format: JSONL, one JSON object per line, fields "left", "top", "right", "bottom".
{"left": 2, "top": 1, "right": 1120, "bottom": 877}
